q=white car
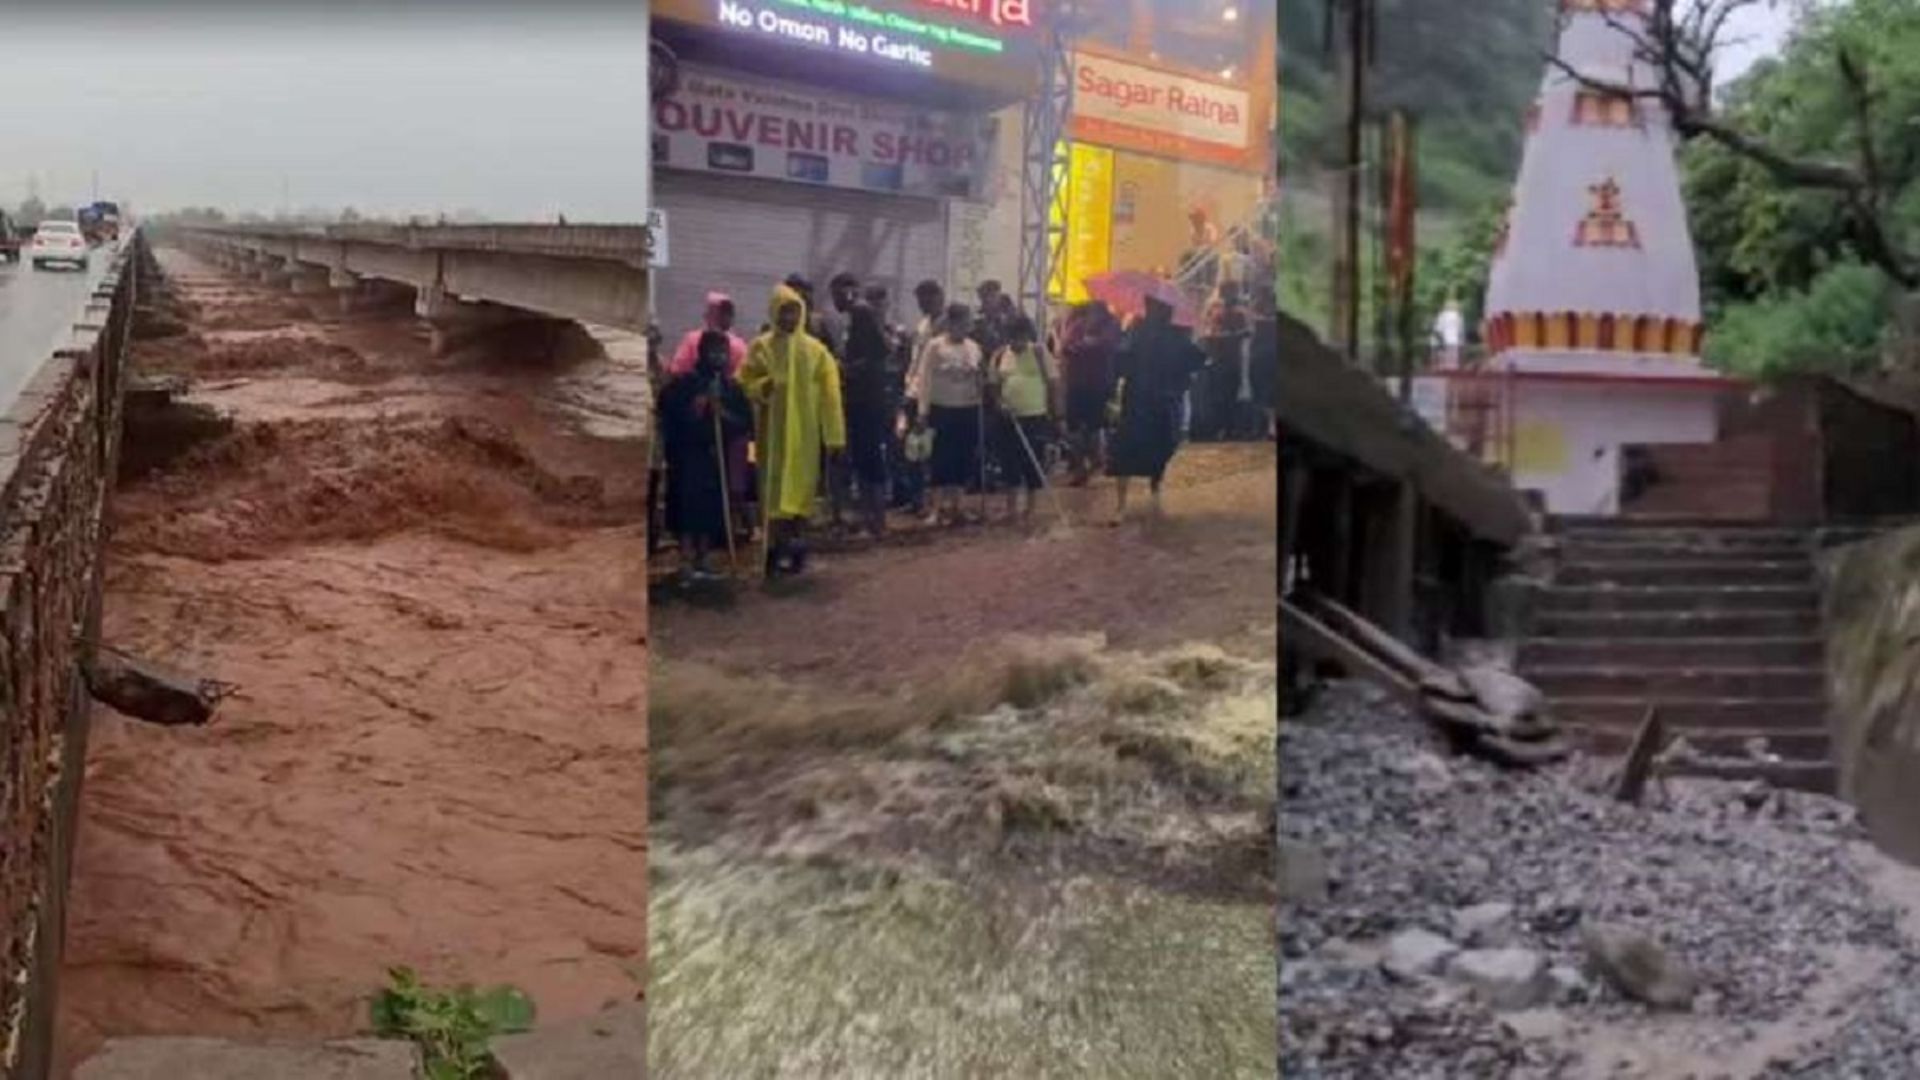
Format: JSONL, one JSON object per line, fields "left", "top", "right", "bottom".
{"left": 28, "top": 221, "right": 89, "bottom": 271}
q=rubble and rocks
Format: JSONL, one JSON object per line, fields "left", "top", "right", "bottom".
{"left": 1385, "top": 928, "right": 1460, "bottom": 980}
{"left": 1546, "top": 964, "right": 1590, "bottom": 1004}
{"left": 1278, "top": 839, "right": 1331, "bottom": 902}
{"left": 1447, "top": 948, "right": 1552, "bottom": 1011}
{"left": 1582, "top": 921, "right": 1698, "bottom": 1009}
{"left": 1755, "top": 953, "right": 1920, "bottom": 1078}
{"left": 1452, "top": 902, "right": 1518, "bottom": 948}
{"left": 1279, "top": 680, "right": 1915, "bottom": 1078}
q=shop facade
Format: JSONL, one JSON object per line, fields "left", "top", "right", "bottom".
{"left": 1052, "top": 3, "right": 1277, "bottom": 303}
{"left": 649, "top": 0, "right": 1041, "bottom": 332}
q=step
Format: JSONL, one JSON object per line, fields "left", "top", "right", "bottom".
{"left": 1529, "top": 666, "right": 1825, "bottom": 699}
{"left": 1559, "top": 542, "right": 1813, "bottom": 564}
{"left": 1556, "top": 561, "right": 1813, "bottom": 587}
{"left": 1817, "top": 526, "right": 1901, "bottom": 550}
{"left": 1556, "top": 517, "right": 1809, "bottom": 538}
{"left": 1542, "top": 586, "right": 1817, "bottom": 614}
{"left": 1562, "top": 527, "right": 1801, "bottom": 547}
{"left": 1521, "top": 637, "right": 1823, "bottom": 668}
{"left": 1550, "top": 696, "right": 1827, "bottom": 732}
{"left": 1533, "top": 609, "right": 1821, "bottom": 639}
{"left": 1567, "top": 724, "right": 1831, "bottom": 762}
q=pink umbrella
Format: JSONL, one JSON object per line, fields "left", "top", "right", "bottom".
{"left": 1082, "top": 270, "right": 1200, "bottom": 327}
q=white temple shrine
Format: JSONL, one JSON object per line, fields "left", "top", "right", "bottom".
{"left": 1411, "top": 0, "right": 1740, "bottom": 517}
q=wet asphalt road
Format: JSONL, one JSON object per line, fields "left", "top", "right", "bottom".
{"left": 0, "top": 244, "right": 114, "bottom": 408}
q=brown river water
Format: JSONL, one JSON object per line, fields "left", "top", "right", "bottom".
{"left": 53, "top": 250, "right": 650, "bottom": 1072}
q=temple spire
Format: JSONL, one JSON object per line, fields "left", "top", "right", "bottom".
{"left": 1481, "top": 0, "right": 1704, "bottom": 376}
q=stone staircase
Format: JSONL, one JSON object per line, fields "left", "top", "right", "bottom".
{"left": 1520, "top": 518, "right": 1835, "bottom": 792}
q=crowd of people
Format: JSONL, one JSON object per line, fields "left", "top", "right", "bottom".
{"left": 646, "top": 269, "right": 1279, "bottom": 582}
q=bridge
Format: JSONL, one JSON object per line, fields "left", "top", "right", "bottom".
{"left": 178, "top": 222, "right": 655, "bottom": 354}
{"left": 0, "top": 234, "right": 144, "bottom": 1080}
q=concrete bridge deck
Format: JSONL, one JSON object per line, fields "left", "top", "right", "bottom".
{"left": 179, "top": 222, "right": 654, "bottom": 353}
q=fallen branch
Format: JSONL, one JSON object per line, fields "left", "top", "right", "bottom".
{"left": 85, "top": 647, "right": 234, "bottom": 727}
{"left": 1614, "top": 705, "right": 1664, "bottom": 805}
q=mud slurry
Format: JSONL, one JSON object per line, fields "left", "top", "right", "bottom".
{"left": 649, "top": 450, "right": 1280, "bottom": 1078}
{"left": 55, "top": 251, "right": 650, "bottom": 1071}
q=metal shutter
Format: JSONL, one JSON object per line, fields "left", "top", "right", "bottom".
{"left": 653, "top": 171, "right": 949, "bottom": 338}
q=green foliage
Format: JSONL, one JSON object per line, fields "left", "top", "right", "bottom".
{"left": 1279, "top": 0, "right": 1544, "bottom": 342}
{"left": 1706, "top": 261, "right": 1892, "bottom": 378}
{"left": 1683, "top": 0, "right": 1920, "bottom": 374}
{"left": 1282, "top": 0, "right": 1549, "bottom": 211}
{"left": 1413, "top": 199, "right": 1507, "bottom": 339}
{"left": 370, "top": 966, "right": 536, "bottom": 1080}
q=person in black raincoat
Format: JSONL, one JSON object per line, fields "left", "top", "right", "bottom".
{"left": 655, "top": 330, "right": 753, "bottom": 579}
{"left": 1107, "top": 295, "right": 1206, "bottom": 522}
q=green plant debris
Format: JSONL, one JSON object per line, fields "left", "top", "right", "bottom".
{"left": 369, "top": 966, "right": 536, "bottom": 1080}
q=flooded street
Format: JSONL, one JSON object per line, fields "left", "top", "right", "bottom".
{"left": 54, "top": 250, "right": 650, "bottom": 1071}
{"left": 649, "top": 444, "right": 1279, "bottom": 1077}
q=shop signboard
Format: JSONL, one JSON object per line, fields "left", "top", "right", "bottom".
{"left": 653, "top": 64, "right": 993, "bottom": 198}
{"left": 1069, "top": 50, "right": 1261, "bottom": 173}
{"left": 646, "top": 208, "right": 670, "bottom": 269}
{"left": 654, "top": 0, "right": 1041, "bottom": 94}
{"left": 1058, "top": 142, "right": 1114, "bottom": 303}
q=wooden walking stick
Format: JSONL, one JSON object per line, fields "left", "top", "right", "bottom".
{"left": 976, "top": 358, "right": 989, "bottom": 524}
{"left": 1011, "top": 412, "right": 1072, "bottom": 533}
{"left": 711, "top": 380, "right": 739, "bottom": 575}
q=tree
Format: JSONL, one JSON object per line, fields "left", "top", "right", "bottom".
{"left": 1555, "top": 0, "right": 1920, "bottom": 290}
{"left": 1284, "top": 0, "right": 1551, "bottom": 207}
{"left": 1708, "top": 260, "right": 1892, "bottom": 377}
{"left": 16, "top": 196, "right": 45, "bottom": 223}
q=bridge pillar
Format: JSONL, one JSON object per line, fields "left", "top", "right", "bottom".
{"left": 415, "top": 284, "right": 556, "bottom": 358}
{"left": 256, "top": 256, "right": 291, "bottom": 287}
{"left": 329, "top": 268, "right": 363, "bottom": 314}
{"left": 288, "top": 265, "right": 329, "bottom": 296}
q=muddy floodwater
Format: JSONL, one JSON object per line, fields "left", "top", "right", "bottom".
{"left": 53, "top": 251, "right": 650, "bottom": 1072}
{"left": 649, "top": 444, "right": 1280, "bottom": 1077}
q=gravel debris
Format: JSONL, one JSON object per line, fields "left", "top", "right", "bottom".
{"left": 1453, "top": 902, "right": 1518, "bottom": 948}
{"left": 1757, "top": 953, "right": 1920, "bottom": 1078}
{"left": 1447, "top": 948, "right": 1552, "bottom": 1010}
{"left": 1385, "top": 928, "right": 1460, "bottom": 980}
{"left": 1279, "top": 681, "right": 1913, "bottom": 1078}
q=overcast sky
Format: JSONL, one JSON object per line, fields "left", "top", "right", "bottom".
{"left": 1715, "top": 0, "right": 1800, "bottom": 82}
{"left": 0, "top": 4, "right": 648, "bottom": 221}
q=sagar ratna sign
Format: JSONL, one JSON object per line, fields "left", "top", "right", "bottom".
{"left": 1070, "top": 51, "right": 1261, "bottom": 172}
{"left": 653, "top": 65, "right": 992, "bottom": 198}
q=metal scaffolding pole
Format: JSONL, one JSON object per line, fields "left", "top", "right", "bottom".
{"left": 1018, "top": 23, "right": 1074, "bottom": 324}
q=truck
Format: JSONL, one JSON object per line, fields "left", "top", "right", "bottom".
{"left": 76, "top": 202, "right": 120, "bottom": 246}
{"left": 0, "top": 211, "right": 20, "bottom": 264}
{"left": 95, "top": 201, "right": 122, "bottom": 242}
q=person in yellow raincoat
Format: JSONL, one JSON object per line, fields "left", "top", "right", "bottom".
{"left": 740, "top": 283, "right": 846, "bottom": 576}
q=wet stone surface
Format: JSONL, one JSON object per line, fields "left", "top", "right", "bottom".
{"left": 1278, "top": 681, "right": 1911, "bottom": 1078}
